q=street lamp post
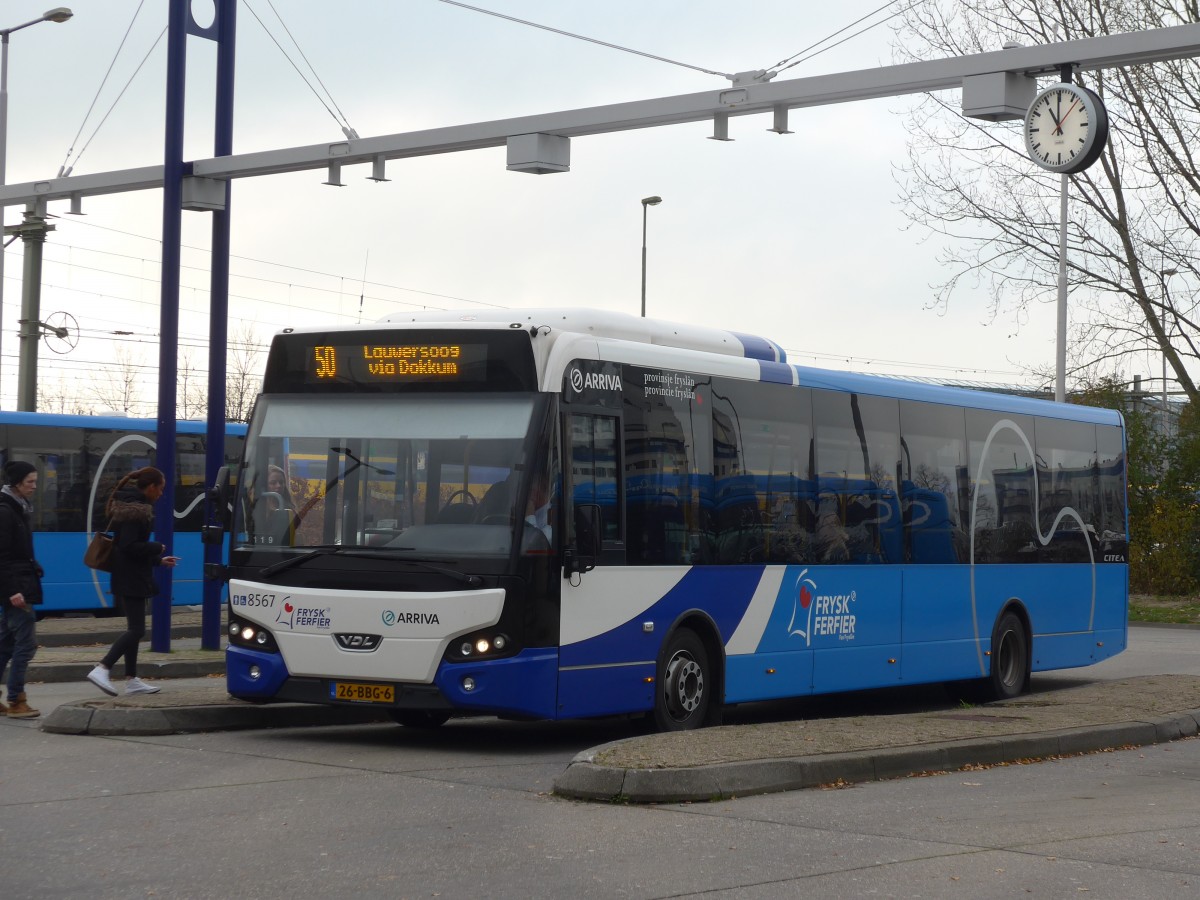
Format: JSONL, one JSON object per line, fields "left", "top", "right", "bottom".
{"left": 0, "top": 7, "right": 72, "bottom": 408}
{"left": 640, "top": 195, "right": 661, "bottom": 318}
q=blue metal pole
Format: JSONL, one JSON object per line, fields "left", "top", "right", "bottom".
{"left": 201, "top": 0, "right": 236, "bottom": 651}
{"left": 151, "top": 0, "right": 188, "bottom": 653}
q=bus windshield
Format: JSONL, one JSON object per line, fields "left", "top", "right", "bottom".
{"left": 235, "top": 394, "right": 543, "bottom": 559}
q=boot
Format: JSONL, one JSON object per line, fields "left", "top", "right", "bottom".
{"left": 0, "top": 697, "right": 7, "bottom": 716}
{"left": 6, "top": 692, "right": 40, "bottom": 718}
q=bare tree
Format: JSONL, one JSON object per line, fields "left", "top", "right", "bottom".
{"left": 178, "top": 349, "right": 209, "bottom": 420}
{"left": 89, "top": 345, "right": 144, "bottom": 414}
{"left": 226, "top": 323, "right": 265, "bottom": 423}
{"left": 893, "top": 0, "right": 1200, "bottom": 402}
{"left": 40, "top": 377, "right": 93, "bottom": 415}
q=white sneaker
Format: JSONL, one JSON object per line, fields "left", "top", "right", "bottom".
{"left": 125, "top": 677, "right": 161, "bottom": 695}
{"left": 87, "top": 665, "right": 117, "bottom": 696}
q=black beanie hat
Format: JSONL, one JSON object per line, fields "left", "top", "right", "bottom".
{"left": 4, "top": 460, "right": 36, "bottom": 486}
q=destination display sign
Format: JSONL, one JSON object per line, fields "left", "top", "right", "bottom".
{"left": 262, "top": 329, "right": 538, "bottom": 393}
{"left": 308, "top": 342, "right": 488, "bottom": 383}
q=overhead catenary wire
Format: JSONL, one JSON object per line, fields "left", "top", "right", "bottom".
{"left": 57, "top": 0, "right": 148, "bottom": 177}
{"left": 60, "top": 26, "right": 167, "bottom": 177}
{"left": 764, "top": 1, "right": 899, "bottom": 74}
{"left": 262, "top": 0, "right": 359, "bottom": 138}
{"left": 10, "top": 239, "right": 1036, "bottom": 387}
{"left": 768, "top": 0, "right": 924, "bottom": 77}
{"left": 242, "top": 0, "right": 360, "bottom": 138}
{"left": 9, "top": 221, "right": 510, "bottom": 311}
{"left": 437, "top": 0, "right": 731, "bottom": 79}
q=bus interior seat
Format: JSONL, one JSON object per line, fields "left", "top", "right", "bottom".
{"left": 476, "top": 474, "right": 517, "bottom": 523}
{"left": 258, "top": 508, "right": 295, "bottom": 546}
{"left": 436, "top": 502, "right": 478, "bottom": 524}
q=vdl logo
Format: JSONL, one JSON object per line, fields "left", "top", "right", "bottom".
{"left": 569, "top": 367, "right": 622, "bottom": 395}
{"left": 334, "top": 633, "right": 381, "bottom": 652}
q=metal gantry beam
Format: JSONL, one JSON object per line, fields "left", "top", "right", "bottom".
{"left": 3, "top": 23, "right": 1200, "bottom": 207}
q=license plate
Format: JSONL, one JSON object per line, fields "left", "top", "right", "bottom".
{"left": 330, "top": 681, "right": 395, "bottom": 703}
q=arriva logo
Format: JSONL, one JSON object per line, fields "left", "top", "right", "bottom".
{"left": 569, "top": 368, "right": 622, "bottom": 394}
{"left": 381, "top": 609, "right": 441, "bottom": 627}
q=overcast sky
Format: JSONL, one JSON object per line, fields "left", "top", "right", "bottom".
{"left": 1, "top": 0, "right": 1082, "bottom": 414}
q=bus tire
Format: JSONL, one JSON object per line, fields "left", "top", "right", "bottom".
{"left": 987, "top": 611, "right": 1029, "bottom": 701}
{"left": 388, "top": 709, "right": 451, "bottom": 728}
{"left": 653, "top": 629, "right": 710, "bottom": 732}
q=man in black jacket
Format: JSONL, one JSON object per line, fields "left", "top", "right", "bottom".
{"left": 0, "top": 460, "right": 43, "bottom": 718}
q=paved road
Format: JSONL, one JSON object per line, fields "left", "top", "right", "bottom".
{"left": 2, "top": 626, "right": 1197, "bottom": 898}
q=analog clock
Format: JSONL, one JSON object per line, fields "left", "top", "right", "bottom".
{"left": 1024, "top": 82, "right": 1109, "bottom": 174}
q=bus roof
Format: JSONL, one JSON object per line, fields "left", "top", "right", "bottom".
{"left": 278, "top": 308, "right": 1121, "bottom": 427}
{"left": 375, "top": 307, "right": 787, "bottom": 362}
{"left": 0, "top": 410, "right": 248, "bottom": 434}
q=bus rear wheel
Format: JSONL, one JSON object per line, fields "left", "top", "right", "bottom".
{"left": 388, "top": 710, "right": 451, "bottom": 728}
{"left": 653, "top": 629, "right": 710, "bottom": 732}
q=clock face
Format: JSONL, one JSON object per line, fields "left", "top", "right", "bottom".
{"left": 1024, "top": 83, "right": 1109, "bottom": 174}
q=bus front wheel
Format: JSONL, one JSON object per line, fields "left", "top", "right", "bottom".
{"left": 388, "top": 710, "right": 451, "bottom": 728}
{"left": 987, "top": 611, "right": 1030, "bottom": 701}
{"left": 654, "top": 629, "right": 710, "bottom": 732}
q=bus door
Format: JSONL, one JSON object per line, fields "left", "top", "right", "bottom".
{"left": 559, "top": 410, "right": 657, "bottom": 718}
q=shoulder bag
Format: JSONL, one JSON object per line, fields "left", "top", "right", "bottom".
{"left": 83, "top": 521, "right": 115, "bottom": 573}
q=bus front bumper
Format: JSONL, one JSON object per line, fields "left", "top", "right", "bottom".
{"left": 226, "top": 645, "right": 561, "bottom": 719}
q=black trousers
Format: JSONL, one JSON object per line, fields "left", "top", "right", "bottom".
{"left": 101, "top": 597, "right": 148, "bottom": 677}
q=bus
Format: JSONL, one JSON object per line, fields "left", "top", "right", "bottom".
{"left": 1, "top": 411, "right": 245, "bottom": 614}
{"left": 219, "top": 309, "right": 1127, "bottom": 730}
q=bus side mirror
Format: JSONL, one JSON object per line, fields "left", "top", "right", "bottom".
{"left": 207, "top": 466, "right": 232, "bottom": 529}
{"left": 564, "top": 504, "right": 602, "bottom": 578}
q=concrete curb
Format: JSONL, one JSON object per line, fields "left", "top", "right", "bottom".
{"left": 552, "top": 709, "right": 1200, "bottom": 803}
{"left": 37, "top": 626, "right": 204, "bottom": 648}
{"left": 41, "top": 699, "right": 389, "bottom": 736}
{"left": 28, "top": 660, "right": 226, "bottom": 684}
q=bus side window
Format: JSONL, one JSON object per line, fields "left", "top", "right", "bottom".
{"left": 567, "top": 414, "right": 620, "bottom": 549}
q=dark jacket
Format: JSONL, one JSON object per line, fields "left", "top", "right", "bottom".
{"left": 0, "top": 489, "right": 43, "bottom": 607}
{"left": 108, "top": 486, "right": 165, "bottom": 599}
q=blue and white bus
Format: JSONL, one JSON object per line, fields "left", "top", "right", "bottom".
{"left": 1, "top": 411, "right": 245, "bottom": 614}
{"left": 221, "top": 310, "right": 1127, "bottom": 730}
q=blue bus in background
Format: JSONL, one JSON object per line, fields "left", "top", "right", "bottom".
{"left": 0, "top": 411, "right": 245, "bottom": 614}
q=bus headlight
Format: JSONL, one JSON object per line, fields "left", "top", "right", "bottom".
{"left": 228, "top": 616, "right": 279, "bottom": 653}
{"left": 448, "top": 631, "right": 515, "bottom": 662}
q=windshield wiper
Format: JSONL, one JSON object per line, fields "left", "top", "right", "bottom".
{"left": 259, "top": 545, "right": 340, "bottom": 577}
{"left": 259, "top": 546, "right": 482, "bottom": 586}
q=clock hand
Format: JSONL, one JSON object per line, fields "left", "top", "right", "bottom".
{"left": 1052, "top": 98, "right": 1082, "bottom": 136}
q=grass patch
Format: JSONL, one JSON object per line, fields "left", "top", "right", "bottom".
{"left": 1129, "top": 594, "right": 1200, "bottom": 625}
